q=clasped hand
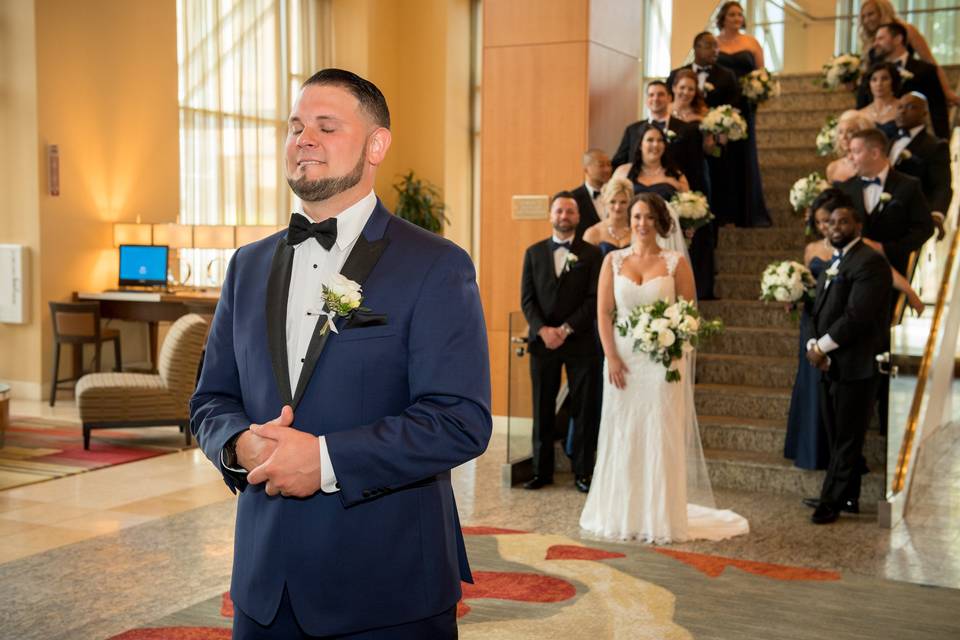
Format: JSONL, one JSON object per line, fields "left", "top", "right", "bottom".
{"left": 539, "top": 326, "right": 568, "bottom": 350}
{"left": 237, "top": 405, "right": 322, "bottom": 497}
{"left": 805, "top": 347, "right": 829, "bottom": 372}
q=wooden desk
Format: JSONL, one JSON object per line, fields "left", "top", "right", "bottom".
{"left": 75, "top": 291, "right": 219, "bottom": 371}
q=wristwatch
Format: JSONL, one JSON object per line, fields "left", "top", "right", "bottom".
{"left": 560, "top": 323, "right": 574, "bottom": 337}
{"left": 222, "top": 432, "right": 248, "bottom": 474}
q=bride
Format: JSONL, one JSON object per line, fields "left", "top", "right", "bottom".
{"left": 579, "top": 193, "right": 749, "bottom": 543}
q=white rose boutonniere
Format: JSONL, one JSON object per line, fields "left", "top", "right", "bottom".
{"left": 703, "top": 81, "right": 715, "bottom": 94}
{"left": 825, "top": 263, "right": 840, "bottom": 283}
{"left": 880, "top": 192, "right": 892, "bottom": 204}
{"left": 665, "top": 129, "right": 678, "bottom": 142}
{"left": 898, "top": 68, "right": 914, "bottom": 81}
{"left": 898, "top": 149, "right": 912, "bottom": 163}
{"left": 563, "top": 252, "right": 579, "bottom": 274}
{"left": 320, "top": 274, "right": 366, "bottom": 334}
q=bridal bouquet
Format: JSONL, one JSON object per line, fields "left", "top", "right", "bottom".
{"left": 741, "top": 68, "right": 781, "bottom": 104}
{"left": 789, "top": 172, "right": 831, "bottom": 214}
{"left": 700, "top": 105, "right": 748, "bottom": 157}
{"left": 616, "top": 298, "right": 723, "bottom": 383}
{"left": 820, "top": 53, "right": 861, "bottom": 90}
{"left": 815, "top": 115, "right": 838, "bottom": 157}
{"left": 668, "top": 191, "right": 714, "bottom": 240}
{"left": 760, "top": 260, "right": 817, "bottom": 317}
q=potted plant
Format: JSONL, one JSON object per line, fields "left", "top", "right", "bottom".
{"left": 392, "top": 171, "right": 449, "bottom": 233}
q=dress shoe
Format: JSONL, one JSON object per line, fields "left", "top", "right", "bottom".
{"left": 523, "top": 476, "right": 553, "bottom": 490}
{"left": 802, "top": 497, "right": 859, "bottom": 513}
{"left": 811, "top": 503, "right": 841, "bottom": 524}
{"left": 575, "top": 476, "right": 591, "bottom": 493}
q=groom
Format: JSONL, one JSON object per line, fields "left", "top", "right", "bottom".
{"left": 190, "top": 69, "right": 491, "bottom": 638}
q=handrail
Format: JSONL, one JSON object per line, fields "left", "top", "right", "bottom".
{"left": 891, "top": 251, "right": 919, "bottom": 326}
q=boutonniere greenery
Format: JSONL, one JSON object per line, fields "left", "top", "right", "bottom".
{"left": 898, "top": 68, "right": 914, "bottom": 81}
{"left": 703, "top": 81, "right": 715, "bottom": 94}
{"left": 563, "top": 252, "right": 579, "bottom": 274}
{"left": 320, "top": 274, "right": 367, "bottom": 334}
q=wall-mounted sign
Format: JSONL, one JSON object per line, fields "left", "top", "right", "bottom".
{"left": 511, "top": 195, "right": 549, "bottom": 220}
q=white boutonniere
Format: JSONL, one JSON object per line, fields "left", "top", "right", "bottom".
{"left": 703, "top": 81, "right": 715, "bottom": 93}
{"left": 665, "top": 129, "right": 678, "bottom": 142}
{"left": 898, "top": 149, "right": 912, "bottom": 163}
{"left": 880, "top": 192, "right": 892, "bottom": 203}
{"left": 319, "top": 274, "right": 366, "bottom": 334}
{"left": 563, "top": 252, "right": 579, "bottom": 274}
{"left": 898, "top": 68, "right": 914, "bottom": 81}
{"left": 825, "top": 263, "right": 840, "bottom": 283}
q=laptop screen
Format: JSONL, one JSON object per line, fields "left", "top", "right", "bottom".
{"left": 119, "top": 245, "right": 168, "bottom": 287}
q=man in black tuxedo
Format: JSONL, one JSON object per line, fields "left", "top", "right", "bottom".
{"left": 667, "top": 32, "right": 740, "bottom": 110}
{"left": 805, "top": 199, "right": 892, "bottom": 524}
{"left": 856, "top": 22, "right": 949, "bottom": 139}
{"left": 838, "top": 128, "right": 933, "bottom": 279}
{"left": 570, "top": 149, "right": 612, "bottom": 238}
{"left": 521, "top": 192, "right": 602, "bottom": 492}
{"left": 889, "top": 93, "right": 952, "bottom": 241}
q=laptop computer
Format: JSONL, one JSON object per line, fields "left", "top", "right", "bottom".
{"left": 118, "top": 244, "right": 169, "bottom": 290}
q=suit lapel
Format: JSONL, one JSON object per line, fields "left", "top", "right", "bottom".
{"left": 266, "top": 237, "right": 295, "bottom": 407}
{"left": 291, "top": 205, "right": 392, "bottom": 408}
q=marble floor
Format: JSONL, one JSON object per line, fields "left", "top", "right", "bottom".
{"left": 1, "top": 398, "right": 959, "bottom": 639}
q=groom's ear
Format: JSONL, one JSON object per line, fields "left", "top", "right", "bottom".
{"left": 366, "top": 127, "right": 392, "bottom": 167}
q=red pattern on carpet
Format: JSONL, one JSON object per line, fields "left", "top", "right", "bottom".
{"left": 545, "top": 544, "right": 626, "bottom": 561}
{"left": 654, "top": 548, "right": 842, "bottom": 581}
{"left": 461, "top": 526, "right": 528, "bottom": 535}
{"left": 109, "top": 628, "right": 231, "bottom": 639}
{"left": 457, "top": 570, "right": 577, "bottom": 618}
{"left": 220, "top": 592, "right": 233, "bottom": 618}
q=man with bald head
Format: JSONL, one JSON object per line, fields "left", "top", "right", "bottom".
{"left": 570, "top": 148, "right": 612, "bottom": 237}
{"left": 889, "top": 93, "right": 952, "bottom": 240}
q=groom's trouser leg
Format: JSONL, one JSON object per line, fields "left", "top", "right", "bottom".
{"left": 818, "top": 376, "right": 875, "bottom": 507}
{"left": 565, "top": 353, "right": 600, "bottom": 477}
{"left": 530, "top": 350, "right": 563, "bottom": 478}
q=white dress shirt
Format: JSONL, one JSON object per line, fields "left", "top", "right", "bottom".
{"left": 551, "top": 234, "right": 573, "bottom": 277}
{"left": 888, "top": 124, "right": 923, "bottom": 165}
{"left": 807, "top": 236, "right": 862, "bottom": 359}
{"left": 692, "top": 64, "right": 710, "bottom": 91}
{"left": 583, "top": 181, "right": 602, "bottom": 203}
{"left": 862, "top": 165, "right": 890, "bottom": 213}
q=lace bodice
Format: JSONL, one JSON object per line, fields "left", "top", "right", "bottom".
{"left": 611, "top": 249, "right": 680, "bottom": 319}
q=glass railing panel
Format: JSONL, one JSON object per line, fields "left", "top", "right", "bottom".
{"left": 506, "top": 310, "right": 533, "bottom": 464}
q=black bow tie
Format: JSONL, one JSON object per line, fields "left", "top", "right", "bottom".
{"left": 694, "top": 64, "right": 711, "bottom": 72}
{"left": 591, "top": 190, "right": 602, "bottom": 200}
{"left": 552, "top": 239, "right": 571, "bottom": 251}
{"left": 861, "top": 177, "right": 882, "bottom": 187}
{"left": 650, "top": 119, "right": 667, "bottom": 130}
{"left": 287, "top": 214, "right": 338, "bottom": 249}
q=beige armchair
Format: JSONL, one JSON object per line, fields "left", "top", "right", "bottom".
{"left": 77, "top": 313, "right": 208, "bottom": 449}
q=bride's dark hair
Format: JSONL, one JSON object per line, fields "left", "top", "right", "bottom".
{"left": 629, "top": 193, "right": 674, "bottom": 237}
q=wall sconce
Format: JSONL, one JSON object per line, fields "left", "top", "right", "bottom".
{"left": 235, "top": 226, "right": 278, "bottom": 247}
{"left": 193, "top": 225, "right": 235, "bottom": 286}
{"left": 152, "top": 223, "right": 194, "bottom": 286}
{"left": 113, "top": 223, "right": 152, "bottom": 247}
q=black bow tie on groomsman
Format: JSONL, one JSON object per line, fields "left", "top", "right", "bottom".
{"left": 591, "top": 189, "right": 602, "bottom": 200}
{"left": 551, "top": 239, "right": 572, "bottom": 251}
{"left": 287, "top": 214, "right": 337, "bottom": 249}
{"left": 693, "top": 64, "right": 711, "bottom": 72}
{"left": 860, "top": 176, "right": 882, "bottom": 187}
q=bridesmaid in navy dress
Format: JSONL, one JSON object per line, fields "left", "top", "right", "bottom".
{"left": 582, "top": 177, "right": 634, "bottom": 257}
{"left": 715, "top": 2, "right": 771, "bottom": 227}
{"left": 856, "top": 62, "right": 902, "bottom": 141}
{"left": 610, "top": 123, "right": 689, "bottom": 203}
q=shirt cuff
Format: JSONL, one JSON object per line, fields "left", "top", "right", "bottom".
{"left": 817, "top": 334, "right": 839, "bottom": 354}
{"left": 932, "top": 211, "right": 945, "bottom": 221}
{"left": 319, "top": 435, "right": 340, "bottom": 493}
{"left": 220, "top": 448, "right": 247, "bottom": 475}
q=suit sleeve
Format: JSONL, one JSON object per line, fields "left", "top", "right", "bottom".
{"left": 927, "top": 140, "right": 953, "bottom": 213}
{"left": 612, "top": 124, "right": 634, "bottom": 169}
{"left": 883, "top": 181, "right": 934, "bottom": 258}
{"left": 189, "top": 250, "right": 253, "bottom": 493}
{"left": 325, "top": 245, "right": 492, "bottom": 508}
{"left": 562, "top": 248, "right": 601, "bottom": 334}
{"left": 825, "top": 253, "right": 893, "bottom": 346}
{"left": 521, "top": 247, "right": 547, "bottom": 337}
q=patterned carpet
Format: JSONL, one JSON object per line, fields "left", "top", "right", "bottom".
{"left": 0, "top": 417, "right": 192, "bottom": 490}
{"left": 109, "top": 527, "right": 960, "bottom": 639}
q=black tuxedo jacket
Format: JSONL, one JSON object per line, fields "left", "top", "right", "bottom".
{"left": 668, "top": 64, "right": 740, "bottom": 109}
{"left": 856, "top": 55, "right": 949, "bottom": 138}
{"left": 812, "top": 241, "right": 892, "bottom": 381}
{"left": 610, "top": 118, "right": 707, "bottom": 193}
{"left": 892, "top": 129, "right": 953, "bottom": 214}
{"left": 521, "top": 237, "right": 602, "bottom": 356}
{"left": 570, "top": 184, "right": 602, "bottom": 237}
{"left": 838, "top": 169, "right": 933, "bottom": 275}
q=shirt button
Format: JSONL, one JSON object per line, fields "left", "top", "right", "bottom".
{"left": 300, "top": 358, "right": 305, "bottom": 363}
{"left": 313, "top": 264, "right": 318, "bottom": 269}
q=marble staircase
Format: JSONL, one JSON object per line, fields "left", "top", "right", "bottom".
{"left": 696, "top": 72, "right": 887, "bottom": 503}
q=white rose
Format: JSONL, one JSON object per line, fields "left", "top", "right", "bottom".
{"left": 651, "top": 318, "right": 670, "bottom": 333}
{"left": 663, "top": 304, "right": 681, "bottom": 321}
{"left": 658, "top": 329, "right": 676, "bottom": 347}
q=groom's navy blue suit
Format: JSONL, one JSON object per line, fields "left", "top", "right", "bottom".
{"left": 190, "top": 201, "right": 491, "bottom": 636}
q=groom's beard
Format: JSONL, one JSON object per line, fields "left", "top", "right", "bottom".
{"left": 288, "top": 146, "right": 366, "bottom": 202}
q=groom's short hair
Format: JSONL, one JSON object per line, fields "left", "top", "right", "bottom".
{"left": 550, "top": 190, "right": 578, "bottom": 209}
{"left": 302, "top": 68, "right": 391, "bottom": 130}
{"left": 693, "top": 32, "right": 714, "bottom": 48}
{"left": 850, "top": 128, "right": 889, "bottom": 152}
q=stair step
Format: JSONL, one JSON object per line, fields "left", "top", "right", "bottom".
{"left": 758, "top": 129, "right": 828, "bottom": 149}
{"left": 758, "top": 109, "right": 841, "bottom": 129}
{"left": 696, "top": 353, "right": 796, "bottom": 387}
{"left": 704, "top": 447, "right": 884, "bottom": 501}
{"left": 715, "top": 248, "right": 803, "bottom": 274}
{"left": 762, "top": 92, "right": 854, "bottom": 112}
{"left": 755, "top": 152, "right": 828, "bottom": 171}
{"left": 699, "top": 299, "right": 802, "bottom": 331}
{"left": 700, "top": 325, "right": 796, "bottom": 358}
{"left": 718, "top": 226, "right": 808, "bottom": 251}
{"left": 694, "top": 383, "right": 791, "bottom": 421}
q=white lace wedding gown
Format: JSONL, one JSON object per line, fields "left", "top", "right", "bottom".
{"left": 579, "top": 249, "right": 750, "bottom": 543}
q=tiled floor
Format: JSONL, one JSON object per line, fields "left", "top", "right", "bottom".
{"left": 1, "top": 398, "right": 959, "bottom": 639}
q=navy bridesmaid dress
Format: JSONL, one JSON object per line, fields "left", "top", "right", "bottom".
{"left": 784, "top": 256, "right": 830, "bottom": 470}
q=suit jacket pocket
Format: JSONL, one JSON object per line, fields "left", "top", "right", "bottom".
{"left": 336, "top": 324, "right": 396, "bottom": 342}
{"left": 344, "top": 312, "right": 388, "bottom": 330}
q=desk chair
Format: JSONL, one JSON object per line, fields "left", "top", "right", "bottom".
{"left": 49, "top": 301, "right": 122, "bottom": 406}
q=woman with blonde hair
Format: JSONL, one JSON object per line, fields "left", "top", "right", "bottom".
{"left": 582, "top": 178, "right": 634, "bottom": 256}
{"left": 858, "top": 0, "right": 960, "bottom": 107}
{"left": 826, "top": 110, "right": 875, "bottom": 184}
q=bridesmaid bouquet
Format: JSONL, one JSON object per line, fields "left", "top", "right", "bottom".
{"left": 668, "top": 191, "right": 714, "bottom": 242}
{"left": 616, "top": 298, "right": 723, "bottom": 383}
{"left": 815, "top": 115, "right": 838, "bottom": 157}
{"left": 700, "top": 105, "right": 748, "bottom": 157}
{"left": 741, "top": 68, "right": 781, "bottom": 104}
{"left": 789, "top": 172, "right": 830, "bottom": 214}
{"left": 760, "top": 260, "right": 817, "bottom": 318}
{"left": 820, "top": 54, "right": 861, "bottom": 90}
